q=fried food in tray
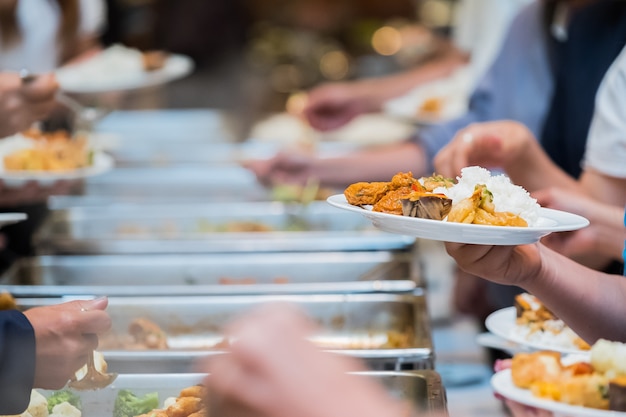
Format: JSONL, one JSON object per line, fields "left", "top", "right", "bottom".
{"left": 134, "top": 384, "right": 208, "bottom": 417}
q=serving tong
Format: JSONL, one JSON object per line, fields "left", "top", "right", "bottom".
{"left": 19, "top": 69, "right": 109, "bottom": 135}
{"left": 68, "top": 350, "right": 117, "bottom": 390}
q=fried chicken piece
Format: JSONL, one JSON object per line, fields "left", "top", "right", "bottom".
{"left": 180, "top": 385, "right": 207, "bottom": 398}
{"left": 372, "top": 186, "right": 413, "bottom": 214}
{"left": 128, "top": 318, "right": 169, "bottom": 349}
{"left": 166, "top": 397, "right": 204, "bottom": 417}
{"left": 511, "top": 351, "right": 562, "bottom": 389}
{"left": 389, "top": 172, "right": 420, "bottom": 190}
{"left": 344, "top": 182, "right": 389, "bottom": 206}
{"left": 136, "top": 411, "right": 169, "bottom": 417}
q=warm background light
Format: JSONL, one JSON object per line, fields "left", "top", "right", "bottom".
{"left": 371, "top": 26, "right": 403, "bottom": 56}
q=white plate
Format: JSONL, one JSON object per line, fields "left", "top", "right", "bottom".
{"left": 492, "top": 369, "right": 625, "bottom": 417}
{"left": 0, "top": 152, "right": 114, "bottom": 188}
{"left": 326, "top": 194, "right": 590, "bottom": 245}
{"left": 383, "top": 68, "right": 471, "bottom": 126}
{"left": 56, "top": 53, "right": 194, "bottom": 94}
{"left": 0, "top": 212, "right": 27, "bottom": 228}
{"left": 485, "top": 307, "right": 588, "bottom": 355}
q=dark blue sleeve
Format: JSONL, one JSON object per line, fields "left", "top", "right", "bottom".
{"left": 0, "top": 310, "right": 36, "bottom": 414}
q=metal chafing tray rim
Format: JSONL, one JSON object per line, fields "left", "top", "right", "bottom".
{"left": 0, "top": 280, "right": 418, "bottom": 297}
{"left": 43, "top": 370, "right": 446, "bottom": 415}
{"left": 100, "top": 346, "right": 434, "bottom": 361}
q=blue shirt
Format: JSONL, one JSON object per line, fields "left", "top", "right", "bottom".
{"left": 415, "top": 1, "right": 553, "bottom": 171}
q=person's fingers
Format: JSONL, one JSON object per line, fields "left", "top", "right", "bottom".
{"left": 82, "top": 332, "right": 100, "bottom": 351}
{"left": 21, "top": 74, "right": 59, "bottom": 102}
{"left": 82, "top": 296, "right": 109, "bottom": 311}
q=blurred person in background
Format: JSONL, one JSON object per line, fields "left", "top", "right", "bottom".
{"left": 303, "top": 0, "right": 532, "bottom": 131}
{"left": 0, "top": 296, "right": 111, "bottom": 414}
{"left": 435, "top": 39, "right": 626, "bottom": 318}
{"left": 202, "top": 303, "right": 420, "bottom": 417}
{"left": 245, "top": 0, "right": 626, "bottom": 323}
{"left": 202, "top": 299, "right": 626, "bottom": 417}
{"left": 0, "top": 0, "right": 107, "bottom": 273}
{"left": 245, "top": 0, "right": 626, "bottom": 191}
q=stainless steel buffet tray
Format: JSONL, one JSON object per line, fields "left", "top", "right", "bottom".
{"left": 1, "top": 251, "right": 421, "bottom": 296}
{"left": 40, "top": 371, "right": 447, "bottom": 416}
{"left": 78, "top": 165, "right": 271, "bottom": 201}
{"left": 18, "top": 292, "right": 433, "bottom": 372}
{"left": 105, "top": 140, "right": 359, "bottom": 167}
{"left": 95, "top": 109, "right": 235, "bottom": 143}
{"left": 35, "top": 201, "right": 416, "bottom": 254}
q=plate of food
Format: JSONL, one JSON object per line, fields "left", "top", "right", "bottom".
{"left": 383, "top": 68, "right": 471, "bottom": 126}
{"left": 486, "top": 293, "right": 590, "bottom": 355}
{"left": 326, "top": 166, "right": 589, "bottom": 245}
{"left": 56, "top": 44, "right": 194, "bottom": 94}
{"left": 0, "top": 129, "right": 114, "bottom": 187}
{"left": 491, "top": 340, "right": 626, "bottom": 416}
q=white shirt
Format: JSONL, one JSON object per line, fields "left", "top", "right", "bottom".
{"left": 583, "top": 44, "right": 626, "bottom": 179}
{"left": 0, "top": 0, "right": 106, "bottom": 73}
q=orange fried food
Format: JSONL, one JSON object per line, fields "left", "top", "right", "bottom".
{"left": 372, "top": 186, "right": 413, "bottom": 214}
{"left": 389, "top": 172, "right": 420, "bottom": 190}
{"left": 180, "top": 385, "right": 207, "bottom": 398}
{"left": 511, "top": 351, "right": 563, "bottom": 389}
{"left": 128, "top": 317, "right": 169, "bottom": 349}
{"left": 344, "top": 181, "right": 389, "bottom": 206}
{"left": 166, "top": 396, "right": 205, "bottom": 417}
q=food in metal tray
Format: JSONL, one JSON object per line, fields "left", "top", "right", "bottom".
{"left": 99, "top": 316, "right": 414, "bottom": 351}
{"left": 131, "top": 385, "right": 206, "bottom": 417}
{"left": 18, "top": 389, "right": 82, "bottom": 417}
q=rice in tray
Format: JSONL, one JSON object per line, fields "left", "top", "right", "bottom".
{"left": 435, "top": 166, "right": 541, "bottom": 226}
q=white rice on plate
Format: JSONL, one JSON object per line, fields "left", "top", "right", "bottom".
{"left": 434, "top": 166, "right": 541, "bottom": 226}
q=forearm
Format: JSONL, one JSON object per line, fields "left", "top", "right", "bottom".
{"left": 506, "top": 137, "right": 580, "bottom": 193}
{"left": 522, "top": 245, "right": 626, "bottom": 343}
{"left": 353, "top": 44, "right": 468, "bottom": 110}
{"left": 312, "top": 141, "right": 428, "bottom": 187}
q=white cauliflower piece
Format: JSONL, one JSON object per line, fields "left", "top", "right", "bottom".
{"left": 591, "top": 338, "right": 626, "bottom": 378}
{"left": 26, "top": 390, "right": 48, "bottom": 417}
{"left": 49, "top": 403, "right": 80, "bottom": 417}
{"left": 163, "top": 397, "right": 177, "bottom": 409}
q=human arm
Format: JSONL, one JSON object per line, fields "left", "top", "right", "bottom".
{"left": 303, "top": 39, "right": 468, "bottom": 131}
{"left": 243, "top": 140, "right": 429, "bottom": 188}
{"left": 535, "top": 187, "right": 626, "bottom": 268}
{"left": 23, "top": 297, "right": 111, "bottom": 389}
{"left": 433, "top": 121, "right": 580, "bottom": 193}
{"left": 202, "top": 303, "right": 412, "bottom": 417}
{"left": 0, "top": 73, "right": 58, "bottom": 138}
{"left": 444, "top": 242, "right": 626, "bottom": 344}
{"left": 59, "top": 0, "right": 106, "bottom": 65}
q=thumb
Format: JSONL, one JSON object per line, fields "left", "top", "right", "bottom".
{"left": 83, "top": 296, "right": 108, "bottom": 311}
